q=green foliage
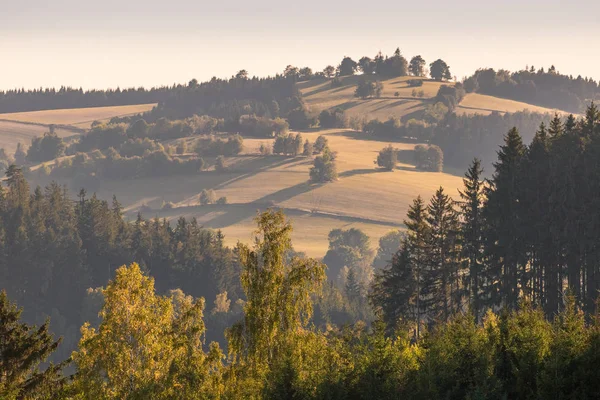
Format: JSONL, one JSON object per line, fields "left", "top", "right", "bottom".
{"left": 0, "top": 291, "right": 69, "bottom": 399}
{"left": 199, "top": 189, "right": 217, "bottom": 205}
{"left": 313, "top": 135, "right": 328, "bottom": 153}
{"left": 273, "top": 133, "right": 302, "bottom": 156}
{"left": 215, "top": 155, "right": 226, "bottom": 172}
{"left": 318, "top": 108, "right": 347, "bottom": 129}
{"left": 376, "top": 144, "right": 397, "bottom": 171}
{"left": 414, "top": 144, "right": 443, "bottom": 171}
{"left": 430, "top": 59, "right": 452, "bottom": 81}
{"left": 302, "top": 139, "right": 314, "bottom": 156}
{"left": 409, "top": 56, "right": 426, "bottom": 77}
{"left": 309, "top": 146, "right": 338, "bottom": 183}
{"left": 355, "top": 79, "right": 383, "bottom": 99}
{"left": 226, "top": 210, "right": 326, "bottom": 394}
{"left": 27, "top": 128, "right": 66, "bottom": 162}
{"left": 71, "top": 263, "right": 224, "bottom": 399}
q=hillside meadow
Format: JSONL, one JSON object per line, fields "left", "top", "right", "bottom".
{"left": 67, "top": 129, "right": 465, "bottom": 257}
{"left": 0, "top": 103, "right": 156, "bottom": 129}
{"left": 300, "top": 76, "right": 562, "bottom": 121}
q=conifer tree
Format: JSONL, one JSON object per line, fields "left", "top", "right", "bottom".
{"left": 0, "top": 291, "right": 68, "bottom": 399}
{"left": 483, "top": 127, "right": 526, "bottom": 310}
{"left": 404, "top": 196, "right": 429, "bottom": 338}
{"left": 371, "top": 240, "right": 417, "bottom": 331}
{"left": 458, "top": 158, "right": 485, "bottom": 321}
{"left": 424, "top": 187, "right": 462, "bottom": 322}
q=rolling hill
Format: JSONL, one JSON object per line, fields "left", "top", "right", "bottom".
{"left": 300, "top": 76, "right": 563, "bottom": 122}
{"left": 7, "top": 79, "right": 570, "bottom": 257}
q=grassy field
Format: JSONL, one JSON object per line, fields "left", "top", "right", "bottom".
{"left": 300, "top": 76, "right": 564, "bottom": 122}
{"left": 65, "top": 129, "right": 465, "bottom": 258}
{"left": 0, "top": 121, "right": 75, "bottom": 154}
{"left": 0, "top": 103, "right": 156, "bottom": 129}
{"left": 299, "top": 76, "right": 444, "bottom": 122}
{"left": 456, "top": 93, "right": 562, "bottom": 116}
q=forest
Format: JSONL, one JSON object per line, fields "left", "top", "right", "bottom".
{"left": 1, "top": 104, "right": 600, "bottom": 399}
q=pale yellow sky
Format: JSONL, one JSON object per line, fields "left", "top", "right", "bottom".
{"left": 2, "top": 0, "right": 598, "bottom": 90}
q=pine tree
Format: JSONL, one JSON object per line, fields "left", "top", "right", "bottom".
{"left": 404, "top": 196, "right": 429, "bottom": 338}
{"left": 370, "top": 240, "right": 417, "bottom": 331}
{"left": 458, "top": 158, "right": 485, "bottom": 321}
{"left": 424, "top": 187, "right": 462, "bottom": 322}
{"left": 0, "top": 291, "right": 68, "bottom": 399}
{"left": 483, "top": 128, "right": 526, "bottom": 310}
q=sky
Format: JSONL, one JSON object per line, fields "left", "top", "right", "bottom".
{"left": 1, "top": 0, "right": 599, "bottom": 90}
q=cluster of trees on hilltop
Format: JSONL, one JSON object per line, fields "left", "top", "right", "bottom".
{"left": 315, "top": 49, "right": 452, "bottom": 81}
{"left": 4, "top": 209, "right": 600, "bottom": 399}
{"left": 464, "top": 66, "right": 600, "bottom": 113}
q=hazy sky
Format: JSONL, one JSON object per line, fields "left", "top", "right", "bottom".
{"left": 2, "top": 0, "right": 599, "bottom": 90}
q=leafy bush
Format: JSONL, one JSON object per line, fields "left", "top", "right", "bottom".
{"left": 27, "top": 129, "right": 65, "bottom": 162}
{"left": 310, "top": 147, "right": 338, "bottom": 183}
{"left": 199, "top": 189, "right": 216, "bottom": 205}
{"left": 215, "top": 156, "right": 226, "bottom": 172}
{"left": 414, "top": 144, "right": 443, "bottom": 171}
{"left": 407, "top": 79, "right": 424, "bottom": 87}
{"left": 216, "top": 197, "right": 228, "bottom": 205}
{"left": 314, "top": 135, "right": 329, "bottom": 153}
{"left": 376, "top": 145, "right": 397, "bottom": 171}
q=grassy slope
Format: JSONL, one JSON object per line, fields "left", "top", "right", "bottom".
{"left": 456, "top": 93, "right": 562, "bottom": 116}
{"left": 299, "top": 76, "right": 443, "bottom": 122}
{"left": 0, "top": 121, "right": 75, "bottom": 154}
{"left": 300, "top": 76, "right": 562, "bottom": 121}
{"left": 81, "top": 130, "right": 463, "bottom": 257}
{"left": 0, "top": 103, "right": 156, "bottom": 129}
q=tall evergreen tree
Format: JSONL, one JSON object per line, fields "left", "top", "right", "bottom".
{"left": 404, "top": 196, "right": 429, "bottom": 338}
{"left": 483, "top": 127, "right": 526, "bottom": 310}
{"left": 458, "top": 158, "right": 485, "bottom": 321}
{"left": 0, "top": 291, "right": 69, "bottom": 399}
{"left": 424, "top": 187, "right": 462, "bottom": 322}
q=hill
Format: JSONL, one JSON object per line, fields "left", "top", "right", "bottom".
{"left": 50, "top": 129, "right": 464, "bottom": 257}
{"left": 0, "top": 103, "right": 156, "bottom": 129}
{"left": 300, "top": 76, "right": 562, "bottom": 121}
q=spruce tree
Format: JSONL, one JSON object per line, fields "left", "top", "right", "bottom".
{"left": 0, "top": 291, "right": 68, "bottom": 399}
{"left": 404, "top": 196, "right": 429, "bottom": 338}
{"left": 371, "top": 240, "right": 417, "bottom": 332}
{"left": 424, "top": 187, "right": 462, "bottom": 322}
{"left": 458, "top": 158, "right": 485, "bottom": 321}
{"left": 483, "top": 127, "right": 526, "bottom": 310}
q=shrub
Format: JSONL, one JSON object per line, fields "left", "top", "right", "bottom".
{"left": 303, "top": 140, "right": 314, "bottom": 156}
{"left": 216, "top": 197, "right": 228, "bottom": 205}
{"left": 310, "top": 146, "right": 337, "bottom": 183}
{"left": 414, "top": 144, "right": 443, "bottom": 172}
{"left": 239, "top": 115, "right": 288, "bottom": 137}
{"left": 199, "top": 189, "right": 216, "bottom": 205}
{"left": 394, "top": 92, "right": 400, "bottom": 97}
{"left": 355, "top": 80, "right": 383, "bottom": 99}
{"left": 376, "top": 145, "right": 397, "bottom": 171}
{"left": 215, "top": 156, "right": 226, "bottom": 172}
{"left": 314, "top": 136, "right": 329, "bottom": 153}
{"left": 259, "top": 142, "right": 272, "bottom": 156}
{"left": 27, "top": 129, "right": 65, "bottom": 162}
{"left": 119, "top": 138, "right": 163, "bottom": 157}
{"left": 407, "top": 79, "right": 424, "bottom": 87}
{"left": 319, "top": 108, "right": 347, "bottom": 129}
{"left": 273, "top": 133, "right": 302, "bottom": 156}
